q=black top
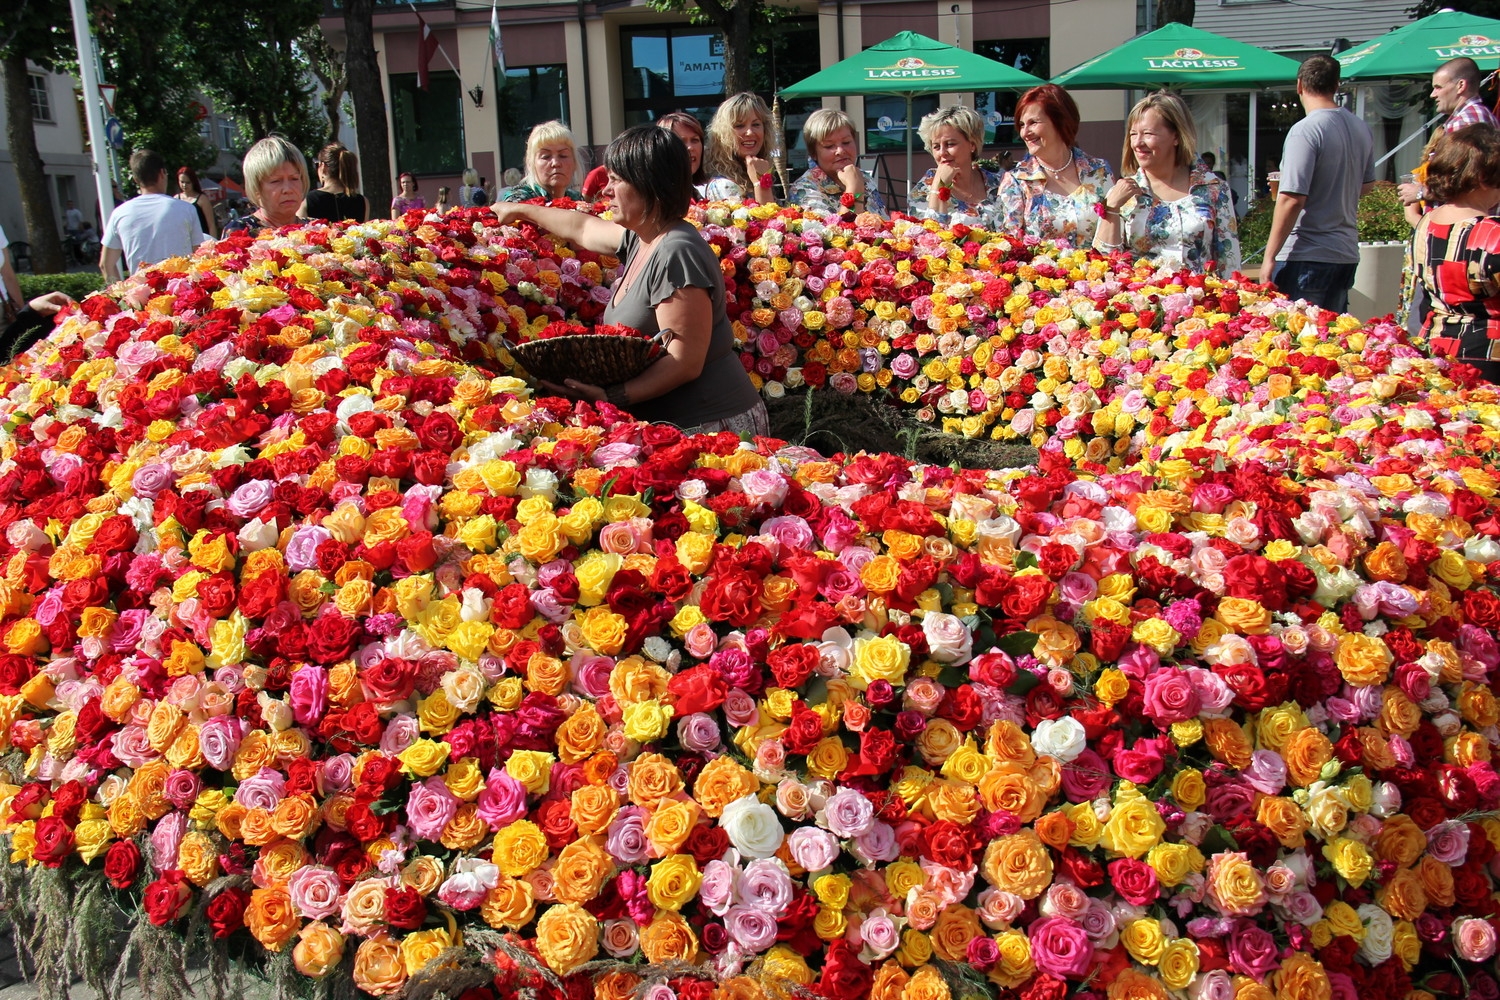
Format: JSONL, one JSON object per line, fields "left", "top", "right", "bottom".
{"left": 305, "top": 189, "right": 367, "bottom": 223}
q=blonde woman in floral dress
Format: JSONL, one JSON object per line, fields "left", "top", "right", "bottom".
{"left": 1093, "top": 92, "right": 1241, "bottom": 275}
{"left": 788, "top": 109, "right": 887, "bottom": 217}
{"left": 997, "top": 84, "right": 1113, "bottom": 247}
{"left": 908, "top": 105, "right": 1004, "bottom": 228}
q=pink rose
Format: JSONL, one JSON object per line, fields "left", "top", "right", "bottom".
{"left": 476, "top": 769, "right": 528, "bottom": 830}
{"left": 787, "top": 827, "right": 839, "bottom": 873}
{"left": 1028, "top": 916, "right": 1094, "bottom": 981}
{"left": 724, "top": 905, "right": 778, "bottom": 952}
{"left": 403, "top": 776, "right": 460, "bottom": 842}
{"left": 287, "top": 666, "right": 328, "bottom": 727}
{"left": 1141, "top": 668, "right": 1201, "bottom": 726}
{"left": 287, "top": 865, "right": 344, "bottom": 919}
{"left": 1455, "top": 916, "right": 1498, "bottom": 962}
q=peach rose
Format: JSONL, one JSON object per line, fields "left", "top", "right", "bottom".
{"left": 535, "top": 902, "right": 600, "bottom": 974}
{"left": 981, "top": 831, "right": 1053, "bottom": 900}
{"left": 352, "top": 937, "right": 407, "bottom": 996}
{"left": 291, "top": 922, "right": 345, "bottom": 979}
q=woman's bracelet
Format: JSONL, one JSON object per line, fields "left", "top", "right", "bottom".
{"left": 936, "top": 185, "right": 952, "bottom": 202}
{"left": 756, "top": 173, "right": 773, "bottom": 190}
{"left": 840, "top": 192, "right": 866, "bottom": 209}
{"left": 605, "top": 383, "right": 631, "bottom": 407}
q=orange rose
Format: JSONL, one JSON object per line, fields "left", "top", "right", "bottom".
{"left": 1256, "top": 796, "right": 1309, "bottom": 849}
{"left": 1203, "top": 718, "right": 1254, "bottom": 768}
{"left": 1206, "top": 852, "right": 1267, "bottom": 916}
{"left": 291, "top": 922, "right": 345, "bottom": 979}
{"left": 1271, "top": 952, "right": 1332, "bottom": 1000}
{"left": 570, "top": 785, "right": 621, "bottom": 837}
{"left": 1375, "top": 815, "right": 1427, "bottom": 868}
{"left": 1379, "top": 688, "right": 1421, "bottom": 739}
{"left": 1336, "top": 633, "right": 1393, "bottom": 687}
{"left": 594, "top": 970, "right": 642, "bottom": 1000}
{"left": 1034, "top": 811, "right": 1076, "bottom": 851}
{"left": 1378, "top": 867, "right": 1428, "bottom": 920}
{"left": 246, "top": 886, "right": 300, "bottom": 951}
{"left": 627, "top": 753, "right": 684, "bottom": 807}
{"left": 480, "top": 874, "right": 536, "bottom": 930}
{"left": 272, "top": 794, "right": 321, "bottom": 840}
{"left": 645, "top": 798, "right": 701, "bottom": 855}
{"left": 556, "top": 702, "right": 607, "bottom": 763}
{"left": 352, "top": 937, "right": 407, "bottom": 997}
{"left": 638, "top": 910, "right": 699, "bottom": 964}
{"left": 1363, "top": 541, "right": 1408, "bottom": 583}
{"left": 1282, "top": 728, "right": 1333, "bottom": 787}
{"left": 1417, "top": 854, "right": 1455, "bottom": 908}
{"left": 977, "top": 768, "right": 1045, "bottom": 822}
{"left": 440, "top": 804, "right": 490, "bottom": 851}
{"left": 720, "top": 975, "right": 769, "bottom": 1000}
{"left": 691, "top": 755, "right": 758, "bottom": 817}
{"left": 535, "top": 902, "right": 600, "bottom": 974}
{"left": 930, "top": 905, "right": 982, "bottom": 962}
{"left": 551, "top": 838, "right": 616, "bottom": 904}
{"left": 1107, "top": 969, "right": 1170, "bottom": 1000}
{"left": 985, "top": 720, "right": 1037, "bottom": 765}
{"left": 981, "top": 831, "right": 1053, "bottom": 899}
{"left": 870, "top": 963, "right": 910, "bottom": 1000}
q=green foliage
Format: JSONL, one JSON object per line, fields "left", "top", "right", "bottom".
{"left": 185, "top": 0, "right": 325, "bottom": 154}
{"left": 1237, "top": 182, "right": 1413, "bottom": 262}
{"left": 1413, "top": 0, "right": 1500, "bottom": 16}
{"left": 0, "top": 0, "right": 73, "bottom": 69}
{"left": 19, "top": 272, "right": 106, "bottom": 300}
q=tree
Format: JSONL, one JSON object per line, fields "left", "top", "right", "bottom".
{"left": 1155, "top": 0, "right": 1194, "bottom": 27}
{"left": 344, "top": 0, "right": 390, "bottom": 214}
{"left": 1413, "top": 0, "right": 1500, "bottom": 15}
{"left": 302, "top": 25, "right": 347, "bottom": 148}
{"left": 185, "top": 0, "right": 325, "bottom": 153}
{"left": 0, "top": 0, "right": 72, "bottom": 273}
{"left": 647, "top": 0, "right": 795, "bottom": 97}
{"left": 93, "top": 0, "right": 214, "bottom": 186}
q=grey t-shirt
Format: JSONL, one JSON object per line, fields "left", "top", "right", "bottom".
{"left": 603, "top": 223, "right": 761, "bottom": 428}
{"left": 1277, "top": 107, "right": 1375, "bottom": 264}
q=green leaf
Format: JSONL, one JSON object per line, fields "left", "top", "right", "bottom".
{"left": 1015, "top": 550, "right": 1039, "bottom": 570}
{"left": 995, "top": 630, "right": 1039, "bottom": 657}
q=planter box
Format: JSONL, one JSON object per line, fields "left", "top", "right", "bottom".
{"left": 1348, "top": 241, "right": 1405, "bottom": 320}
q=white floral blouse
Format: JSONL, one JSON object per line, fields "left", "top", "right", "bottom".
{"left": 1107, "top": 166, "right": 1241, "bottom": 275}
{"left": 996, "top": 147, "right": 1115, "bottom": 248}
{"left": 908, "top": 167, "right": 1005, "bottom": 229}
{"left": 787, "top": 165, "right": 888, "bottom": 217}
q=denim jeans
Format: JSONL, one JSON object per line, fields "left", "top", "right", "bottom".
{"left": 1269, "top": 259, "right": 1359, "bottom": 314}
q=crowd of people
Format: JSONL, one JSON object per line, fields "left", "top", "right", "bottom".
{"left": 33, "top": 48, "right": 1499, "bottom": 421}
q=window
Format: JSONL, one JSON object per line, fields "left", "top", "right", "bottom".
{"left": 973, "top": 39, "right": 1048, "bottom": 146}
{"left": 497, "top": 65, "right": 569, "bottom": 173}
{"left": 620, "top": 26, "right": 727, "bottom": 128}
{"left": 865, "top": 95, "right": 941, "bottom": 154}
{"left": 220, "top": 120, "right": 238, "bottom": 151}
{"left": 198, "top": 116, "right": 213, "bottom": 142}
{"left": 390, "top": 72, "right": 465, "bottom": 175}
{"left": 28, "top": 74, "right": 52, "bottom": 123}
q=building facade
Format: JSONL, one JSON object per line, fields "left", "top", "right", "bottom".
{"left": 317, "top": 0, "right": 1137, "bottom": 212}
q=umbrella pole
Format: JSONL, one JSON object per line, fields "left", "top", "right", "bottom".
{"left": 1248, "top": 90, "right": 1258, "bottom": 207}
{"left": 906, "top": 94, "right": 914, "bottom": 210}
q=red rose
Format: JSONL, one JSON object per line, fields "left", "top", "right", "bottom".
{"left": 103, "top": 839, "right": 142, "bottom": 889}
{"left": 535, "top": 798, "right": 577, "bottom": 851}
{"left": 305, "top": 612, "right": 359, "bottom": 665}
{"left": 684, "top": 823, "right": 730, "bottom": 866}
{"left": 1056, "top": 847, "right": 1104, "bottom": 888}
{"left": 492, "top": 582, "right": 536, "bottom": 629}
{"left": 360, "top": 657, "right": 417, "bottom": 704}
{"left": 30, "top": 816, "right": 75, "bottom": 868}
{"left": 385, "top": 886, "right": 428, "bottom": 930}
{"left": 195, "top": 574, "right": 237, "bottom": 619}
{"left": 416, "top": 412, "right": 464, "bottom": 453}
{"left": 85, "top": 515, "right": 137, "bottom": 555}
{"left": 667, "top": 665, "right": 727, "bottom": 717}
{"left": 236, "top": 572, "right": 287, "bottom": 620}
{"left": 1107, "top": 858, "right": 1159, "bottom": 906}
{"left": 817, "top": 940, "right": 872, "bottom": 999}
{"left": 699, "top": 569, "right": 761, "bottom": 627}
{"left": 1465, "top": 589, "right": 1500, "bottom": 629}
{"left": 143, "top": 870, "right": 192, "bottom": 926}
{"left": 782, "top": 707, "right": 824, "bottom": 756}
{"left": 206, "top": 886, "right": 249, "bottom": 938}
{"left": 411, "top": 450, "right": 448, "bottom": 485}
{"left": 921, "top": 819, "right": 977, "bottom": 869}
{"left": 1001, "top": 574, "right": 1053, "bottom": 620}
{"left": 851, "top": 728, "right": 897, "bottom": 775}
{"left": 345, "top": 801, "right": 390, "bottom": 842}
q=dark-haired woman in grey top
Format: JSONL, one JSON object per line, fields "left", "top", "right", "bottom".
{"left": 492, "top": 124, "right": 766, "bottom": 435}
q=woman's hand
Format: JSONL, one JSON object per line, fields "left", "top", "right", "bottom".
{"left": 27, "top": 292, "right": 72, "bottom": 317}
{"left": 1105, "top": 177, "right": 1141, "bottom": 212}
{"left": 836, "top": 164, "right": 866, "bottom": 197}
{"left": 537, "top": 378, "right": 605, "bottom": 402}
{"left": 933, "top": 162, "right": 960, "bottom": 188}
{"left": 491, "top": 202, "right": 531, "bottom": 226}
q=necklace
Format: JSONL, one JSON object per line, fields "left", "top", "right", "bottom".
{"left": 1037, "top": 153, "right": 1073, "bottom": 176}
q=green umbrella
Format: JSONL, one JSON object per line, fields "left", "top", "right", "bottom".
{"left": 1051, "top": 22, "right": 1302, "bottom": 91}
{"left": 780, "top": 31, "right": 1045, "bottom": 202}
{"left": 1338, "top": 9, "right": 1500, "bottom": 80}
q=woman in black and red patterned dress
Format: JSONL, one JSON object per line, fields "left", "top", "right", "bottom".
{"left": 1412, "top": 124, "right": 1500, "bottom": 383}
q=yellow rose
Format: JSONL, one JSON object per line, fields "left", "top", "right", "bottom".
{"left": 493, "top": 820, "right": 550, "bottom": 876}
{"left": 1335, "top": 632, "right": 1393, "bottom": 687}
{"left": 991, "top": 929, "right": 1035, "bottom": 987}
{"left": 647, "top": 854, "right": 702, "bottom": 911}
{"left": 1095, "top": 668, "right": 1129, "bottom": 705}
{"left": 1322, "top": 837, "right": 1373, "bottom": 887}
{"left": 506, "top": 750, "right": 554, "bottom": 796}
{"left": 850, "top": 634, "right": 911, "bottom": 688}
{"left": 622, "top": 700, "right": 673, "bottom": 742}
{"left": 397, "top": 739, "right": 450, "bottom": 778}
{"left": 1158, "top": 938, "right": 1200, "bottom": 990}
{"left": 292, "top": 922, "right": 346, "bottom": 979}
{"left": 1101, "top": 784, "right": 1166, "bottom": 858}
{"left": 1121, "top": 917, "right": 1166, "bottom": 965}
{"left": 73, "top": 819, "right": 113, "bottom": 863}
{"left": 1170, "top": 768, "right": 1206, "bottom": 812}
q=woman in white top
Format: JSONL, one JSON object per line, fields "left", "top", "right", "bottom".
{"left": 704, "top": 93, "right": 778, "bottom": 204}
{"left": 1093, "top": 91, "right": 1240, "bottom": 275}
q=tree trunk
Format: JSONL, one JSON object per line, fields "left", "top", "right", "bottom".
{"left": 722, "top": 2, "right": 752, "bottom": 97}
{"left": 1155, "top": 0, "right": 1194, "bottom": 27}
{"left": 304, "top": 28, "right": 346, "bottom": 148}
{"left": 345, "top": 0, "right": 390, "bottom": 213}
{"left": 2, "top": 53, "right": 65, "bottom": 274}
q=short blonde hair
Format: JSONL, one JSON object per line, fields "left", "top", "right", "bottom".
{"left": 1122, "top": 92, "right": 1196, "bottom": 174}
{"left": 802, "top": 108, "right": 859, "bottom": 152}
{"left": 242, "top": 136, "right": 308, "bottom": 209}
{"left": 918, "top": 105, "right": 985, "bottom": 154}
{"left": 706, "top": 92, "right": 774, "bottom": 192}
{"left": 462, "top": 168, "right": 479, "bottom": 187}
{"left": 523, "top": 121, "right": 579, "bottom": 189}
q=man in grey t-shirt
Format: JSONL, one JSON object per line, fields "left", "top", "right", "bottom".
{"left": 1262, "top": 55, "right": 1375, "bottom": 314}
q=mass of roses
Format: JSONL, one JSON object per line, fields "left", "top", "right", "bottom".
{"left": 0, "top": 203, "right": 1495, "bottom": 1000}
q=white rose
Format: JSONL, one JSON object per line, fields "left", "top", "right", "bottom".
{"left": 1030, "top": 716, "right": 1086, "bottom": 762}
{"left": 921, "top": 612, "right": 973, "bottom": 665}
{"left": 1357, "top": 903, "right": 1393, "bottom": 963}
{"left": 719, "top": 794, "right": 785, "bottom": 860}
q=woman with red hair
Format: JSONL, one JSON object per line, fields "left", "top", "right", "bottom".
{"left": 997, "top": 84, "right": 1114, "bottom": 247}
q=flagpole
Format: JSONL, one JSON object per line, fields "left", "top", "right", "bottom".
{"left": 407, "top": 1, "right": 462, "bottom": 77}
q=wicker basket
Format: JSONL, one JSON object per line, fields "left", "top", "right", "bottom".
{"left": 505, "top": 330, "right": 669, "bottom": 386}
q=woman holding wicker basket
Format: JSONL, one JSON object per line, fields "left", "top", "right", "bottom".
{"left": 493, "top": 124, "right": 767, "bottom": 435}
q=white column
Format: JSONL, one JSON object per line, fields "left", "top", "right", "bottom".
{"left": 1248, "top": 90, "right": 1258, "bottom": 205}
{"left": 69, "top": 0, "right": 114, "bottom": 222}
